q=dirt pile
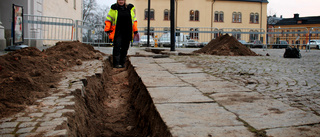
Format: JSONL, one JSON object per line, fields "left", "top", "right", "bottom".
{"left": 194, "top": 34, "right": 259, "bottom": 56}
{"left": 0, "top": 41, "right": 105, "bottom": 118}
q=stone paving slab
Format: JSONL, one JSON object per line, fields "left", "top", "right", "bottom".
{"left": 155, "top": 103, "right": 248, "bottom": 136}
{"left": 147, "top": 87, "right": 213, "bottom": 103}
{"left": 210, "top": 92, "right": 320, "bottom": 130}
{"left": 136, "top": 70, "right": 175, "bottom": 78}
{"left": 170, "top": 126, "right": 255, "bottom": 137}
{"left": 191, "top": 81, "right": 252, "bottom": 94}
{"left": 140, "top": 76, "right": 191, "bottom": 87}
{"left": 158, "top": 63, "right": 204, "bottom": 74}
{"left": 134, "top": 64, "right": 166, "bottom": 71}
{"left": 176, "top": 73, "right": 223, "bottom": 82}
{"left": 266, "top": 125, "right": 320, "bottom": 137}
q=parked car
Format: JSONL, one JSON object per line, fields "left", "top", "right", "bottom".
{"left": 306, "top": 40, "right": 320, "bottom": 49}
{"left": 238, "top": 40, "right": 252, "bottom": 48}
{"left": 272, "top": 40, "right": 289, "bottom": 49}
{"left": 139, "top": 35, "right": 155, "bottom": 47}
{"left": 4, "top": 45, "right": 29, "bottom": 51}
{"left": 158, "top": 36, "right": 171, "bottom": 47}
{"left": 183, "top": 40, "right": 200, "bottom": 48}
{"left": 251, "top": 40, "right": 264, "bottom": 48}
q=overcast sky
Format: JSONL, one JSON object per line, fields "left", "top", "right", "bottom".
{"left": 97, "top": 0, "right": 320, "bottom": 18}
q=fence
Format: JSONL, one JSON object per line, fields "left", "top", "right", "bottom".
{"left": 24, "top": 14, "right": 74, "bottom": 46}
{"left": 266, "top": 27, "right": 310, "bottom": 49}
{"left": 137, "top": 27, "right": 265, "bottom": 48}
{"left": 22, "top": 15, "right": 320, "bottom": 49}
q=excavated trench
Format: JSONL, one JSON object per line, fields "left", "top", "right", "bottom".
{"left": 67, "top": 57, "right": 171, "bottom": 136}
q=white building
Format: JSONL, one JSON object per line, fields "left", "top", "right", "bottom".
{"left": 0, "top": 0, "right": 82, "bottom": 49}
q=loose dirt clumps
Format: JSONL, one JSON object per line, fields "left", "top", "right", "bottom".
{"left": 0, "top": 41, "right": 105, "bottom": 118}
{"left": 194, "top": 34, "right": 259, "bottom": 56}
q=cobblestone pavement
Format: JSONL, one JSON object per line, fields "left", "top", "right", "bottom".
{"left": 172, "top": 49, "right": 320, "bottom": 115}
{"left": 0, "top": 60, "right": 104, "bottom": 136}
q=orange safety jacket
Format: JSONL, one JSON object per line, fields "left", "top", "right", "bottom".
{"left": 104, "top": 4, "right": 138, "bottom": 41}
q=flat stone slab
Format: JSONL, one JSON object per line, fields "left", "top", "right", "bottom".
{"left": 191, "top": 81, "right": 251, "bottom": 94}
{"left": 170, "top": 126, "right": 255, "bottom": 137}
{"left": 155, "top": 103, "right": 247, "bottom": 136}
{"left": 140, "top": 76, "right": 191, "bottom": 87}
{"left": 134, "top": 64, "right": 166, "bottom": 71}
{"left": 266, "top": 125, "right": 320, "bottom": 137}
{"left": 148, "top": 87, "right": 213, "bottom": 103}
{"left": 135, "top": 70, "right": 175, "bottom": 78}
{"left": 210, "top": 92, "right": 320, "bottom": 130}
{"left": 158, "top": 63, "right": 203, "bottom": 74}
{"left": 153, "top": 58, "right": 178, "bottom": 63}
{"left": 130, "top": 57, "right": 155, "bottom": 65}
{"left": 176, "top": 73, "right": 223, "bottom": 82}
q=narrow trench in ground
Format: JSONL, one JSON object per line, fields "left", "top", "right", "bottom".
{"left": 67, "top": 57, "right": 171, "bottom": 137}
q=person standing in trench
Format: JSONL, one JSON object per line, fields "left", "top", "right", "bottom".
{"left": 105, "top": 0, "right": 138, "bottom": 68}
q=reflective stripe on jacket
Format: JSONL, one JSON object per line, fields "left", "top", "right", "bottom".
{"left": 104, "top": 4, "right": 138, "bottom": 41}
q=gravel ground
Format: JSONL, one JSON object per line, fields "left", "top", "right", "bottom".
{"left": 172, "top": 49, "right": 320, "bottom": 115}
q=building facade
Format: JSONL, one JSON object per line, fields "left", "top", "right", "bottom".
{"left": 0, "top": 0, "right": 82, "bottom": 48}
{"left": 131, "top": 0, "right": 268, "bottom": 42}
{"left": 268, "top": 14, "right": 320, "bottom": 48}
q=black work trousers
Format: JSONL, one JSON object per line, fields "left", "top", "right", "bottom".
{"left": 113, "top": 36, "right": 130, "bottom": 67}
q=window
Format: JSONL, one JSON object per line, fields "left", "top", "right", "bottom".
{"left": 214, "top": 11, "right": 224, "bottom": 22}
{"left": 190, "top": 10, "right": 199, "bottom": 21}
{"left": 164, "top": 28, "right": 170, "bottom": 33}
{"left": 195, "top": 10, "right": 199, "bottom": 21}
{"left": 232, "top": 12, "right": 242, "bottom": 23}
{"left": 232, "top": 29, "right": 241, "bottom": 40}
{"left": 190, "top": 10, "right": 194, "bottom": 21}
{"left": 250, "top": 13, "right": 259, "bottom": 24}
{"left": 292, "top": 30, "right": 295, "bottom": 36}
{"left": 249, "top": 30, "right": 259, "bottom": 42}
{"left": 144, "top": 9, "right": 155, "bottom": 20}
{"left": 214, "top": 28, "right": 219, "bottom": 39}
{"left": 189, "top": 28, "right": 199, "bottom": 39}
{"left": 250, "top": 13, "right": 254, "bottom": 23}
{"left": 255, "top": 13, "right": 259, "bottom": 23}
{"left": 164, "top": 9, "right": 170, "bottom": 20}
{"left": 74, "top": 0, "right": 76, "bottom": 10}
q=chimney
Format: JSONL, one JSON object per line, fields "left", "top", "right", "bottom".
{"left": 294, "top": 13, "right": 299, "bottom": 19}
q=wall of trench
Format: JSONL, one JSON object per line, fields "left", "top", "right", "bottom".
{"left": 67, "top": 57, "right": 171, "bottom": 136}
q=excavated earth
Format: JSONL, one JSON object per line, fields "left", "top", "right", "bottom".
{"left": 0, "top": 41, "right": 169, "bottom": 136}
{"left": 194, "top": 34, "right": 259, "bottom": 56}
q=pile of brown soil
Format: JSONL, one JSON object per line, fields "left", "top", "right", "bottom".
{"left": 194, "top": 34, "right": 259, "bottom": 56}
{"left": 0, "top": 41, "right": 105, "bottom": 118}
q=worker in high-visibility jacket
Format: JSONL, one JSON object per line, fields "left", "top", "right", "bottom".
{"left": 105, "top": 0, "right": 138, "bottom": 68}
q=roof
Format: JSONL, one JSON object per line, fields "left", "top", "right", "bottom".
{"left": 275, "top": 16, "right": 320, "bottom": 26}
{"left": 227, "top": 0, "right": 269, "bottom": 3}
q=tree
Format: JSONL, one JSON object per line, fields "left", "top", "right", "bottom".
{"left": 83, "top": 0, "right": 109, "bottom": 24}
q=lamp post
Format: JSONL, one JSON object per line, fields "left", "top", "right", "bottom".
{"left": 170, "top": 0, "right": 175, "bottom": 51}
{"left": 147, "top": 0, "right": 150, "bottom": 47}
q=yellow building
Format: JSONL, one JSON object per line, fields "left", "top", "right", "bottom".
{"left": 132, "top": 0, "right": 268, "bottom": 42}
{"left": 268, "top": 14, "right": 320, "bottom": 48}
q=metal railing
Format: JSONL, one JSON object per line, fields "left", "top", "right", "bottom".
{"left": 24, "top": 14, "right": 74, "bottom": 45}
{"left": 20, "top": 14, "right": 320, "bottom": 50}
{"left": 266, "top": 27, "right": 309, "bottom": 49}
{"left": 137, "top": 27, "right": 266, "bottom": 48}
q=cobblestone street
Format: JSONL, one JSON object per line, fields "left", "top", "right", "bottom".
{"left": 172, "top": 49, "right": 320, "bottom": 115}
